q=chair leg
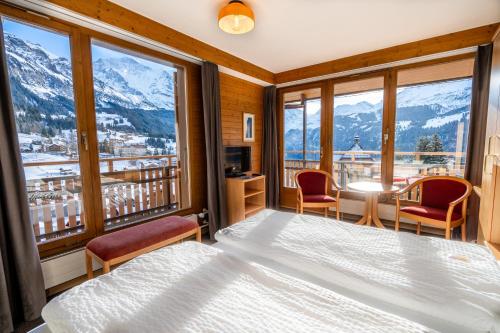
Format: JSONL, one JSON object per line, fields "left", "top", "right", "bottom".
{"left": 395, "top": 210, "right": 400, "bottom": 232}
{"left": 196, "top": 227, "right": 202, "bottom": 242}
{"left": 324, "top": 207, "right": 328, "bottom": 217}
{"left": 461, "top": 219, "right": 467, "bottom": 242}
{"left": 445, "top": 225, "right": 451, "bottom": 240}
{"left": 336, "top": 204, "right": 340, "bottom": 221}
{"left": 86, "top": 252, "right": 93, "bottom": 280}
{"left": 416, "top": 222, "right": 421, "bottom": 235}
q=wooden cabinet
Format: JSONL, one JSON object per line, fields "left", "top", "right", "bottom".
{"left": 479, "top": 31, "right": 500, "bottom": 249}
{"left": 226, "top": 176, "right": 266, "bottom": 225}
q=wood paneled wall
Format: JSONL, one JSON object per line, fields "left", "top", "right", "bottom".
{"left": 220, "top": 73, "right": 264, "bottom": 173}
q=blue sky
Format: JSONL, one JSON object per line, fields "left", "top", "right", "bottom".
{"left": 3, "top": 17, "right": 175, "bottom": 72}
{"left": 3, "top": 18, "right": 71, "bottom": 58}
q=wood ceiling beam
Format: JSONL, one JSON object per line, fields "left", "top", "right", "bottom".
{"left": 275, "top": 23, "right": 499, "bottom": 84}
{"left": 46, "top": 0, "right": 275, "bottom": 84}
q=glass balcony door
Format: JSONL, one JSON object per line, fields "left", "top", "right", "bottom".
{"left": 333, "top": 76, "right": 385, "bottom": 189}
{"left": 1, "top": 17, "right": 96, "bottom": 247}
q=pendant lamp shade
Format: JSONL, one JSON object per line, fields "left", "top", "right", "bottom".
{"left": 218, "top": 0, "right": 255, "bottom": 34}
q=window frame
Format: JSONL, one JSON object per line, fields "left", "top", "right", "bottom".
{"left": 278, "top": 53, "right": 476, "bottom": 209}
{"left": 0, "top": 4, "right": 197, "bottom": 258}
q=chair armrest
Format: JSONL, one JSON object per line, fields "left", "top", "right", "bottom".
{"left": 396, "top": 183, "right": 417, "bottom": 195}
{"left": 448, "top": 190, "right": 472, "bottom": 207}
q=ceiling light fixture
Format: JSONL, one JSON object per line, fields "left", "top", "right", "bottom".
{"left": 218, "top": 0, "right": 255, "bottom": 35}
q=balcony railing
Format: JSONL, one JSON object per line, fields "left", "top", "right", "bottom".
{"left": 284, "top": 150, "right": 465, "bottom": 199}
{"left": 23, "top": 154, "right": 180, "bottom": 243}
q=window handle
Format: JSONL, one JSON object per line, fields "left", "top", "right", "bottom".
{"left": 80, "top": 131, "right": 89, "bottom": 151}
{"left": 383, "top": 130, "right": 389, "bottom": 145}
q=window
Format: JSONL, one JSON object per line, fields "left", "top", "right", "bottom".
{"left": 2, "top": 18, "right": 88, "bottom": 243}
{"left": 333, "top": 77, "right": 384, "bottom": 189}
{"left": 279, "top": 57, "right": 475, "bottom": 207}
{"left": 283, "top": 88, "right": 321, "bottom": 188}
{"left": 0, "top": 9, "right": 194, "bottom": 254}
{"left": 393, "top": 59, "right": 474, "bottom": 191}
{"left": 91, "top": 41, "right": 190, "bottom": 230}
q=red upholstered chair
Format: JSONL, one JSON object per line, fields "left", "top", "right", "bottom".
{"left": 395, "top": 176, "right": 472, "bottom": 240}
{"left": 295, "top": 169, "right": 341, "bottom": 219}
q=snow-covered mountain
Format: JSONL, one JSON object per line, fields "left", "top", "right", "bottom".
{"left": 4, "top": 32, "right": 175, "bottom": 113}
{"left": 285, "top": 78, "right": 472, "bottom": 159}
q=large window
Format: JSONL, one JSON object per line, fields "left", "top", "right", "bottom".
{"left": 283, "top": 88, "right": 321, "bottom": 188}
{"left": 393, "top": 59, "right": 474, "bottom": 191}
{"left": 91, "top": 41, "right": 189, "bottom": 230}
{"left": 333, "top": 77, "right": 384, "bottom": 189}
{"left": 2, "top": 18, "right": 88, "bottom": 243}
{"left": 279, "top": 57, "right": 475, "bottom": 206}
{"left": 0, "top": 12, "right": 192, "bottom": 253}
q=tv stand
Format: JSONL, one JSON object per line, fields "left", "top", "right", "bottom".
{"left": 226, "top": 175, "right": 266, "bottom": 225}
{"left": 226, "top": 172, "right": 245, "bottom": 178}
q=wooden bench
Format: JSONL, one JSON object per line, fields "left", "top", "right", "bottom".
{"left": 85, "top": 216, "right": 201, "bottom": 279}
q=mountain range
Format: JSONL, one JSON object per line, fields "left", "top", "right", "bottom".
{"left": 4, "top": 32, "right": 176, "bottom": 139}
{"left": 285, "top": 78, "right": 472, "bottom": 160}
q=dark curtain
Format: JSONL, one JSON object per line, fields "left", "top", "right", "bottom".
{"left": 201, "top": 62, "right": 228, "bottom": 238}
{"left": 0, "top": 23, "right": 46, "bottom": 333}
{"left": 464, "top": 43, "right": 493, "bottom": 241}
{"left": 262, "top": 86, "right": 279, "bottom": 208}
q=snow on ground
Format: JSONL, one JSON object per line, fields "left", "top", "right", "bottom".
{"left": 397, "top": 120, "right": 412, "bottom": 131}
{"left": 96, "top": 112, "right": 133, "bottom": 128}
{"left": 423, "top": 113, "right": 464, "bottom": 129}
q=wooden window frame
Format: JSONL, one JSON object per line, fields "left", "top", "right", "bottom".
{"left": 0, "top": 3, "right": 199, "bottom": 258}
{"left": 278, "top": 52, "right": 476, "bottom": 209}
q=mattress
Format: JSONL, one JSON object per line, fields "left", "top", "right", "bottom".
{"left": 215, "top": 209, "right": 500, "bottom": 333}
{"left": 42, "top": 241, "right": 436, "bottom": 333}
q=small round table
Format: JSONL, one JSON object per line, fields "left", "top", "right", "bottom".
{"left": 347, "top": 181, "right": 398, "bottom": 228}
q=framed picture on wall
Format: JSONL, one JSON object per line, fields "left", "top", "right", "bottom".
{"left": 243, "top": 113, "right": 255, "bottom": 142}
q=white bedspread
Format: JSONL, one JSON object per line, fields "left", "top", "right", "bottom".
{"left": 42, "top": 242, "right": 436, "bottom": 333}
{"left": 215, "top": 209, "right": 500, "bottom": 333}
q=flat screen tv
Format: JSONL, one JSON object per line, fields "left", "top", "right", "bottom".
{"left": 224, "top": 146, "right": 251, "bottom": 177}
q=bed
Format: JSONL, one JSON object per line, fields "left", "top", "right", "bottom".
{"left": 42, "top": 241, "right": 436, "bottom": 333}
{"left": 215, "top": 209, "right": 500, "bottom": 333}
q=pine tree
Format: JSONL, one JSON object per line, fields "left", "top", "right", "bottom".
{"left": 429, "top": 134, "right": 446, "bottom": 164}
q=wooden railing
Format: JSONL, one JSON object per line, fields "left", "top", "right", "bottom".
{"left": 284, "top": 150, "right": 465, "bottom": 191}
{"left": 24, "top": 155, "right": 180, "bottom": 242}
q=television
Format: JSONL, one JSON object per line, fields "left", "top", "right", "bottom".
{"left": 224, "top": 146, "right": 251, "bottom": 177}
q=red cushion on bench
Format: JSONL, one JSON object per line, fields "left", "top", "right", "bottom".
{"left": 86, "top": 216, "right": 198, "bottom": 261}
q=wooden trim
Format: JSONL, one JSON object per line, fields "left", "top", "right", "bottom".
{"left": 45, "top": 0, "right": 274, "bottom": 83}
{"left": 275, "top": 23, "right": 499, "bottom": 84}
{"left": 382, "top": 70, "right": 397, "bottom": 186}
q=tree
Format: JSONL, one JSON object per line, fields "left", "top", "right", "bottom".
{"left": 415, "top": 134, "right": 446, "bottom": 164}
{"left": 416, "top": 136, "right": 431, "bottom": 153}
{"left": 429, "top": 134, "right": 446, "bottom": 164}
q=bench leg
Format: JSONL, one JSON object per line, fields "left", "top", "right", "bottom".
{"left": 86, "top": 252, "right": 93, "bottom": 280}
{"left": 196, "top": 227, "right": 201, "bottom": 242}
{"left": 102, "top": 261, "right": 111, "bottom": 274}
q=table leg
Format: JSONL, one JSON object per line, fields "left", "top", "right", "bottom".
{"left": 356, "top": 196, "right": 370, "bottom": 225}
{"left": 355, "top": 193, "right": 385, "bottom": 228}
{"left": 371, "top": 194, "right": 385, "bottom": 229}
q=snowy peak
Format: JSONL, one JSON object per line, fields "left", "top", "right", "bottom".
{"left": 334, "top": 101, "right": 376, "bottom": 116}
{"left": 396, "top": 79, "right": 471, "bottom": 111}
{"left": 4, "top": 32, "right": 175, "bottom": 112}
